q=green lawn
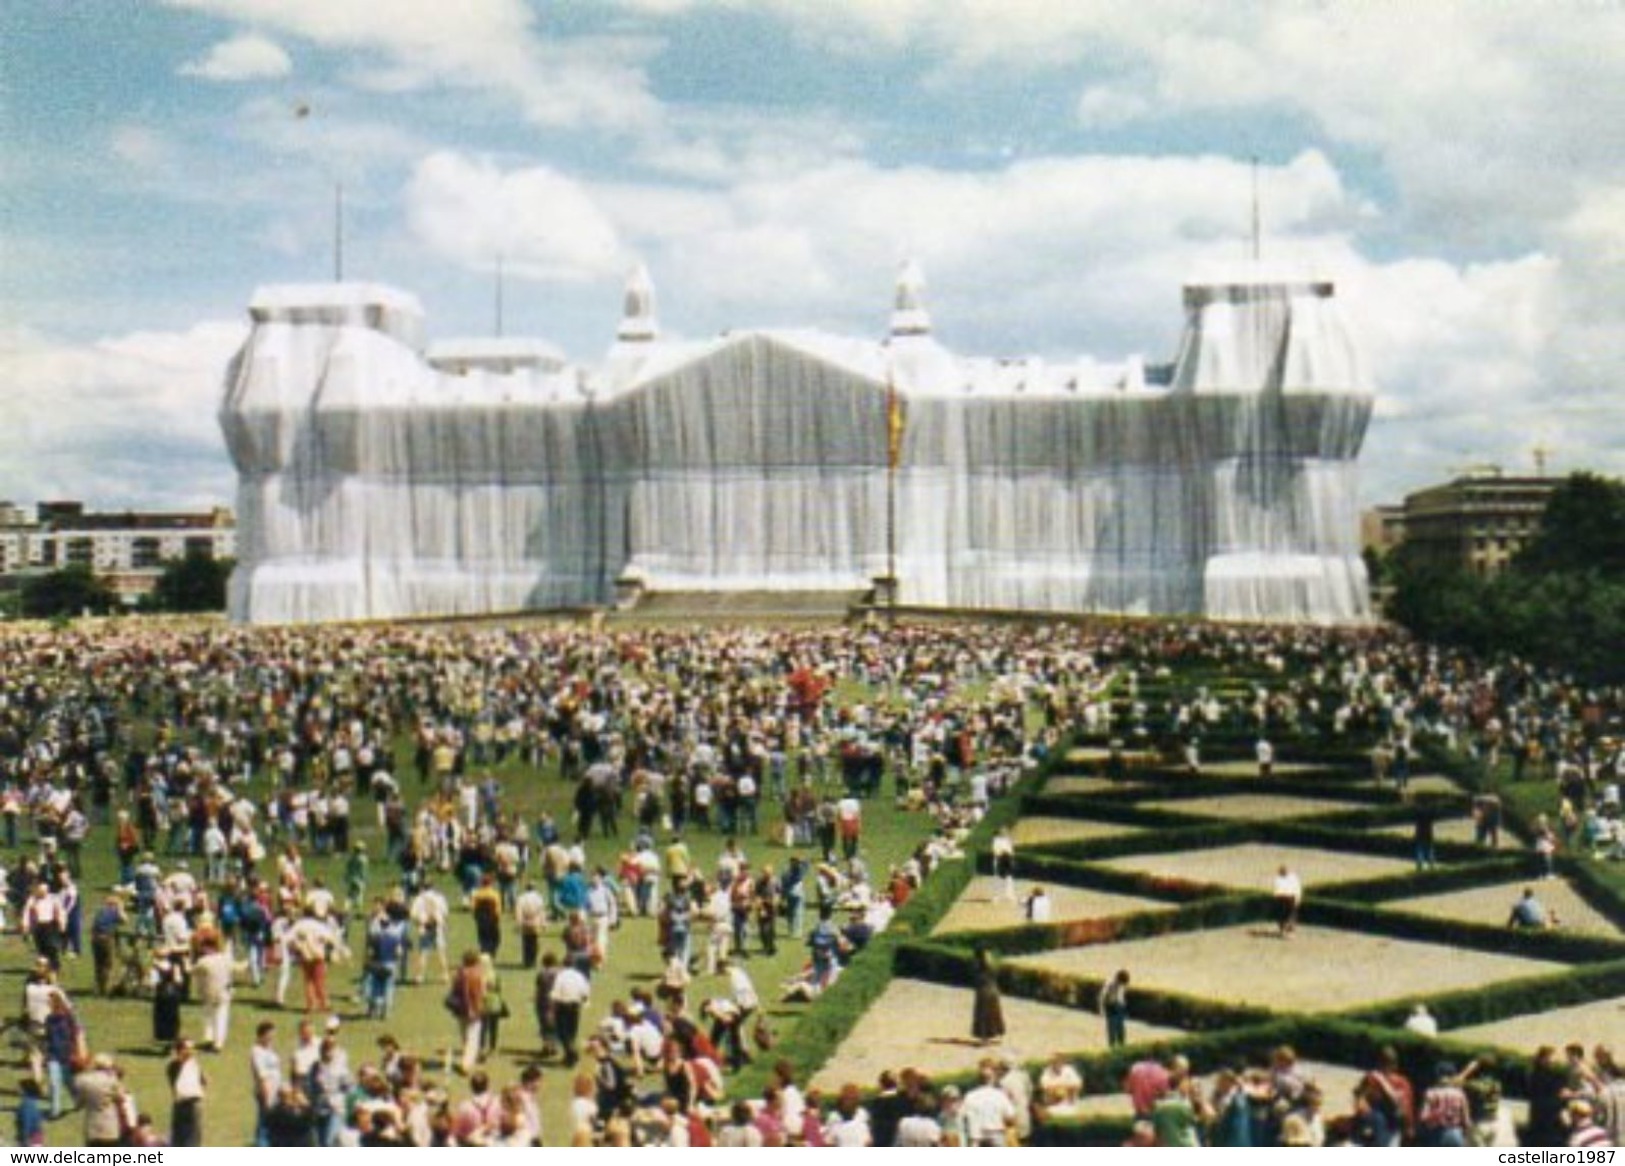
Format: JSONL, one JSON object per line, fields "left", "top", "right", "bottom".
{"left": 25, "top": 689, "right": 942, "bottom": 1146}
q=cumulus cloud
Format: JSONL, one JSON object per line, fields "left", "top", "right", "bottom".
{"left": 605, "top": 150, "right": 1356, "bottom": 347}
{"left": 179, "top": 33, "right": 293, "bottom": 81}
{"left": 682, "top": 4, "right": 1625, "bottom": 251}
{"left": 405, "top": 152, "right": 626, "bottom": 282}
{"left": 108, "top": 125, "right": 173, "bottom": 170}
{"left": 0, "top": 322, "right": 245, "bottom": 509}
{"left": 1076, "top": 86, "right": 1151, "bottom": 129}
{"left": 162, "top": 0, "right": 661, "bottom": 129}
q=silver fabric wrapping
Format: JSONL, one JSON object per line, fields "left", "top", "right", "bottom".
{"left": 221, "top": 280, "right": 1373, "bottom": 624}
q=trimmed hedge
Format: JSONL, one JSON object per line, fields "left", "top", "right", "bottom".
{"left": 1020, "top": 816, "right": 1492, "bottom": 875}
{"left": 1017, "top": 820, "right": 1256, "bottom": 864}
{"left": 1307, "top": 801, "right": 1470, "bottom": 832}
{"left": 1268, "top": 819, "right": 1481, "bottom": 864}
{"left": 1562, "top": 856, "right": 1625, "bottom": 931}
{"left": 921, "top": 893, "right": 1274, "bottom": 958}
{"left": 757, "top": 667, "right": 1625, "bottom": 1115}
{"left": 1009, "top": 850, "right": 1230, "bottom": 904}
{"left": 1014, "top": 795, "right": 1221, "bottom": 832}
{"left": 1343, "top": 957, "right": 1625, "bottom": 1034}
{"left": 1300, "top": 897, "right": 1625, "bottom": 964}
{"left": 729, "top": 719, "right": 1066, "bottom": 1097}
{"left": 1317, "top": 852, "right": 1534, "bottom": 903}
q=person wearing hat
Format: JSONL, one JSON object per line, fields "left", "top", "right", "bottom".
{"left": 1568, "top": 1099, "right": 1612, "bottom": 1148}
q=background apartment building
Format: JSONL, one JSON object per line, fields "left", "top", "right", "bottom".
{"left": 0, "top": 501, "right": 235, "bottom": 605}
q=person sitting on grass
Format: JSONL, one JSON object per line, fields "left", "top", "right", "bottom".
{"left": 1508, "top": 886, "right": 1560, "bottom": 930}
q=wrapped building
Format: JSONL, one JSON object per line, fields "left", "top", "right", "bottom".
{"left": 220, "top": 264, "right": 1374, "bottom": 625}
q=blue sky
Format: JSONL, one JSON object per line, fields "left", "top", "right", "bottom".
{"left": 4, "top": 1, "right": 1624, "bottom": 510}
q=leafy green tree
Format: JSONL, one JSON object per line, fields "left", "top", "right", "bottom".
{"left": 147, "top": 550, "right": 233, "bottom": 613}
{"left": 1515, "top": 472, "right": 1625, "bottom": 575}
{"left": 1386, "top": 472, "right": 1625, "bottom": 681}
{"left": 19, "top": 564, "right": 118, "bottom": 618}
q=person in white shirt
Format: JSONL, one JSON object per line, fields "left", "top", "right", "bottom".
{"left": 458, "top": 781, "right": 479, "bottom": 832}
{"left": 513, "top": 883, "right": 547, "bottom": 970}
{"left": 1404, "top": 1002, "right": 1438, "bottom": 1037}
{"left": 704, "top": 885, "right": 732, "bottom": 975}
{"left": 1038, "top": 1053, "right": 1083, "bottom": 1111}
{"left": 1024, "top": 885, "right": 1052, "bottom": 924}
{"left": 249, "top": 1021, "right": 281, "bottom": 1147}
{"left": 896, "top": 1109, "right": 944, "bottom": 1146}
{"left": 168, "top": 1039, "right": 207, "bottom": 1146}
{"left": 548, "top": 964, "right": 591, "bottom": 1067}
{"left": 991, "top": 828, "right": 1016, "bottom": 901}
{"left": 962, "top": 1062, "right": 1018, "bottom": 1146}
{"left": 22, "top": 884, "right": 66, "bottom": 968}
{"left": 627, "top": 1012, "right": 665, "bottom": 1074}
{"left": 305, "top": 880, "right": 337, "bottom": 921}
{"left": 585, "top": 870, "right": 616, "bottom": 960}
{"left": 728, "top": 960, "right": 760, "bottom": 1015}
{"left": 410, "top": 886, "right": 450, "bottom": 984}
{"left": 289, "top": 1020, "right": 321, "bottom": 1080}
{"left": 160, "top": 904, "right": 193, "bottom": 951}
{"left": 825, "top": 1086, "right": 873, "bottom": 1147}
{"left": 192, "top": 939, "right": 246, "bottom": 1050}
{"left": 1272, "top": 865, "right": 1302, "bottom": 938}
{"left": 285, "top": 910, "right": 335, "bottom": 1013}
{"left": 998, "top": 1056, "right": 1034, "bottom": 1143}
{"left": 202, "top": 823, "right": 229, "bottom": 883}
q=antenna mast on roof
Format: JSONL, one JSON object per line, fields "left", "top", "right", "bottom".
{"left": 1250, "top": 156, "right": 1262, "bottom": 264}
{"left": 334, "top": 181, "right": 345, "bottom": 283}
{"left": 1532, "top": 443, "right": 1551, "bottom": 477}
{"left": 495, "top": 253, "right": 505, "bottom": 338}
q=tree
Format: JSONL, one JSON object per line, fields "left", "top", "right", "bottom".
{"left": 147, "top": 551, "right": 233, "bottom": 613}
{"left": 19, "top": 564, "right": 118, "bottom": 618}
{"left": 1515, "top": 472, "right": 1625, "bottom": 576}
{"left": 1384, "top": 471, "right": 1625, "bottom": 682}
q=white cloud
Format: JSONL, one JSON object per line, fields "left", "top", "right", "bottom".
{"left": 1076, "top": 86, "right": 1150, "bottom": 129}
{"left": 179, "top": 33, "right": 293, "bottom": 81}
{"left": 605, "top": 150, "right": 1356, "bottom": 344}
{"left": 679, "top": 4, "right": 1625, "bottom": 252}
{"left": 162, "top": 0, "right": 661, "bottom": 129}
{"left": 632, "top": 107, "right": 868, "bottom": 185}
{"left": 0, "top": 322, "right": 246, "bottom": 509}
{"left": 404, "top": 152, "right": 626, "bottom": 282}
{"left": 109, "top": 125, "right": 173, "bottom": 170}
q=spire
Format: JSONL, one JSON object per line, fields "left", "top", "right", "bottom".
{"left": 890, "top": 259, "right": 931, "bottom": 338}
{"left": 617, "top": 262, "right": 658, "bottom": 343}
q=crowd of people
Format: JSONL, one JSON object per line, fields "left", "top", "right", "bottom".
{"left": 0, "top": 616, "right": 1621, "bottom": 1146}
{"left": 1104, "top": 1041, "right": 1625, "bottom": 1149}
{"left": 0, "top": 618, "right": 1091, "bottom": 1145}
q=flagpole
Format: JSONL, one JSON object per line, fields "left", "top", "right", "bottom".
{"left": 885, "top": 365, "right": 900, "bottom": 619}
{"left": 334, "top": 181, "right": 344, "bottom": 283}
